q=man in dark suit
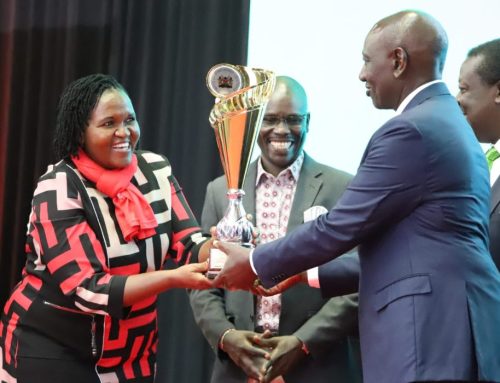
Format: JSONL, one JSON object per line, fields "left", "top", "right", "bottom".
{"left": 190, "top": 76, "right": 362, "bottom": 383}
{"left": 457, "top": 38, "right": 500, "bottom": 270}
{"left": 213, "top": 11, "right": 500, "bottom": 383}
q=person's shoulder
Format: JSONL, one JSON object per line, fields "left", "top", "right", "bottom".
{"left": 206, "top": 173, "right": 227, "bottom": 193}
{"left": 381, "top": 111, "right": 416, "bottom": 128}
{"left": 33, "top": 159, "right": 81, "bottom": 196}
{"left": 211, "top": 173, "right": 226, "bottom": 185}
{"left": 373, "top": 113, "right": 424, "bottom": 143}
{"left": 39, "top": 159, "right": 73, "bottom": 180}
{"left": 135, "top": 149, "right": 170, "bottom": 165}
{"left": 322, "top": 164, "right": 353, "bottom": 180}
{"left": 135, "top": 150, "right": 176, "bottom": 175}
{"left": 304, "top": 154, "right": 353, "bottom": 181}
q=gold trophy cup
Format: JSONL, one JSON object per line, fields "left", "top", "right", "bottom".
{"left": 206, "top": 63, "right": 276, "bottom": 279}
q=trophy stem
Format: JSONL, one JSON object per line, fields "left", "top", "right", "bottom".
{"left": 207, "top": 188, "right": 254, "bottom": 279}
{"left": 217, "top": 189, "right": 253, "bottom": 247}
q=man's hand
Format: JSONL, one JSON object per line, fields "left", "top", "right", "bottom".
{"left": 213, "top": 242, "right": 257, "bottom": 290}
{"left": 221, "top": 330, "right": 270, "bottom": 380}
{"left": 254, "top": 331, "right": 307, "bottom": 382}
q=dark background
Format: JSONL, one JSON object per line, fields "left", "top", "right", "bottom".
{"left": 0, "top": 0, "right": 250, "bottom": 381}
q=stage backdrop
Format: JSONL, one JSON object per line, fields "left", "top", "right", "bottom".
{"left": 247, "top": 0, "right": 500, "bottom": 173}
{"left": 0, "top": 0, "right": 249, "bottom": 382}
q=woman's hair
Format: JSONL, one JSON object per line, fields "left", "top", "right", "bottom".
{"left": 53, "top": 73, "right": 126, "bottom": 161}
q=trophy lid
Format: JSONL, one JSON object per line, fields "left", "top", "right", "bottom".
{"left": 206, "top": 63, "right": 244, "bottom": 98}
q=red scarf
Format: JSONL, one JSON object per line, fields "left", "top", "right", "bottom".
{"left": 71, "top": 149, "right": 158, "bottom": 241}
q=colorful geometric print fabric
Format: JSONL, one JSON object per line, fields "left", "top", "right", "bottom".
{"left": 0, "top": 151, "right": 206, "bottom": 382}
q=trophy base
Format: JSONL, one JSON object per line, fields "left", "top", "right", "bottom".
{"left": 206, "top": 248, "right": 228, "bottom": 279}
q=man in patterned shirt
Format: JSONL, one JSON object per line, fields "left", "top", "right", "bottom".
{"left": 189, "top": 76, "right": 361, "bottom": 383}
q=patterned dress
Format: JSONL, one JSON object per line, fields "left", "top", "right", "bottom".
{"left": 0, "top": 151, "right": 207, "bottom": 382}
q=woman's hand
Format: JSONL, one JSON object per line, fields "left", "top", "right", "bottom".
{"left": 123, "top": 262, "right": 211, "bottom": 306}
{"left": 198, "top": 238, "right": 214, "bottom": 263}
{"left": 168, "top": 262, "right": 212, "bottom": 290}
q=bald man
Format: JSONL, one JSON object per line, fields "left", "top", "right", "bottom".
{"left": 214, "top": 11, "right": 500, "bottom": 383}
{"left": 190, "top": 77, "right": 362, "bottom": 383}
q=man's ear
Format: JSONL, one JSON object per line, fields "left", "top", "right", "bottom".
{"left": 305, "top": 113, "right": 310, "bottom": 132}
{"left": 392, "top": 47, "right": 408, "bottom": 78}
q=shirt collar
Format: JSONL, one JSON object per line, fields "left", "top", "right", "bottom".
{"left": 493, "top": 139, "right": 500, "bottom": 153}
{"left": 396, "top": 80, "right": 444, "bottom": 115}
{"left": 256, "top": 151, "right": 304, "bottom": 186}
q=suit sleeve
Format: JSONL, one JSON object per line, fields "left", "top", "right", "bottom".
{"left": 189, "top": 180, "right": 234, "bottom": 354}
{"left": 294, "top": 294, "right": 358, "bottom": 356}
{"left": 189, "top": 287, "right": 233, "bottom": 353}
{"left": 318, "top": 250, "right": 360, "bottom": 297}
{"left": 286, "top": 167, "right": 360, "bottom": 357}
{"left": 200, "top": 179, "right": 220, "bottom": 233}
{"left": 254, "top": 122, "right": 426, "bottom": 287}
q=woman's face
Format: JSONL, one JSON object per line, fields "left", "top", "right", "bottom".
{"left": 83, "top": 88, "right": 140, "bottom": 169}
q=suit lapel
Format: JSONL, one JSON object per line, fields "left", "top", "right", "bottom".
{"left": 491, "top": 177, "right": 500, "bottom": 215}
{"left": 239, "top": 163, "right": 258, "bottom": 321}
{"left": 245, "top": 156, "right": 323, "bottom": 231}
{"left": 243, "top": 161, "right": 257, "bottom": 220}
{"left": 287, "top": 155, "right": 323, "bottom": 232}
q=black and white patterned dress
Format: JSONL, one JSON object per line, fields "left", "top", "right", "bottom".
{"left": 1, "top": 150, "right": 207, "bottom": 382}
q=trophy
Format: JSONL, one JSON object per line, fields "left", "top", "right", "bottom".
{"left": 205, "top": 63, "right": 276, "bottom": 279}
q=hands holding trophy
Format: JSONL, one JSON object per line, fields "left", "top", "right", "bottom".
{"left": 205, "top": 63, "right": 276, "bottom": 279}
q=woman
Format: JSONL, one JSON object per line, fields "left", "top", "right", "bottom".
{"left": 0, "top": 74, "right": 212, "bottom": 382}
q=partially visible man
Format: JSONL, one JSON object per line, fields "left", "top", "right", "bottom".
{"left": 190, "top": 76, "right": 362, "bottom": 383}
{"left": 457, "top": 38, "right": 500, "bottom": 270}
{"left": 214, "top": 11, "right": 500, "bottom": 383}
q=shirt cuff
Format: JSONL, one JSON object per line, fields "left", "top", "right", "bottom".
{"left": 307, "top": 267, "right": 320, "bottom": 288}
{"left": 249, "top": 248, "right": 258, "bottom": 275}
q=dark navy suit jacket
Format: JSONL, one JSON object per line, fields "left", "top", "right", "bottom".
{"left": 252, "top": 83, "right": 500, "bottom": 383}
{"left": 489, "top": 178, "right": 500, "bottom": 269}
